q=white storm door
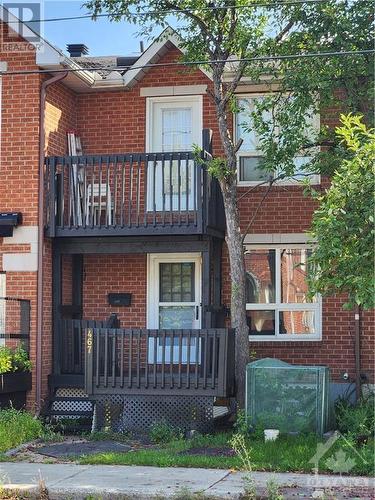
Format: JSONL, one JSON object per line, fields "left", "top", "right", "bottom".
{"left": 146, "top": 96, "right": 202, "bottom": 211}
{"left": 147, "top": 254, "right": 202, "bottom": 363}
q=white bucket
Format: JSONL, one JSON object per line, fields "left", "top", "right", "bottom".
{"left": 264, "top": 429, "right": 280, "bottom": 441}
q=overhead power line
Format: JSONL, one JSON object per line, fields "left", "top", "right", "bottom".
{"left": 5, "top": 0, "right": 351, "bottom": 24}
{"left": 2, "top": 49, "right": 373, "bottom": 76}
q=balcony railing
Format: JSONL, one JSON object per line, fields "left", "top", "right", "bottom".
{"left": 45, "top": 149, "right": 225, "bottom": 237}
{"left": 84, "top": 327, "right": 235, "bottom": 397}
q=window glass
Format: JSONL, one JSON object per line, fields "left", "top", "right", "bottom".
{"left": 244, "top": 249, "right": 276, "bottom": 304}
{"left": 160, "top": 263, "right": 195, "bottom": 302}
{"left": 247, "top": 310, "right": 275, "bottom": 336}
{"left": 279, "top": 310, "right": 316, "bottom": 335}
{"left": 280, "top": 249, "right": 315, "bottom": 303}
{"left": 239, "top": 156, "right": 269, "bottom": 182}
{"left": 236, "top": 97, "right": 271, "bottom": 152}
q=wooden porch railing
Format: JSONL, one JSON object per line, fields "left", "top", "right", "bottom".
{"left": 59, "top": 319, "right": 106, "bottom": 375}
{"left": 84, "top": 328, "right": 235, "bottom": 397}
{"left": 45, "top": 148, "right": 225, "bottom": 237}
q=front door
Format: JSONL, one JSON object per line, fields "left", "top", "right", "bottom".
{"left": 147, "top": 253, "right": 201, "bottom": 329}
{"left": 147, "top": 253, "right": 201, "bottom": 363}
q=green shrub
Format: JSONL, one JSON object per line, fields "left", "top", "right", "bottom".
{"left": 335, "top": 395, "right": 375, "bottom": 438}
{"left": 149, "top": 420, "right": 183, "bottom": 444}
{"left": 0, "top": 409, "right": 44, "bottom": 452}
{"left": 0, "top": 345, "right": 32, "bottom": 375}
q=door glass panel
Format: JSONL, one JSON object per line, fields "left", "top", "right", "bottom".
{"left": 279, "top": 310, "right": 316, "bottom": 335}
{"left": 280, "top": 249, "right": 315, "bottom": 303}
{"left": 159, "top": 306, "right": 195, "bottom": 329}
{"left": 162, "top": 108, "right": 192, "bottom": 152}
{"left": 244, "top": 249, "right": 276, "bottom": 303}
{"left": 160, "top": 263, "right": 195, "bottom": 302}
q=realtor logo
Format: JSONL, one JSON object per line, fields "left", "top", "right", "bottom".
{"left": 309, "top": 431, "right": 368, "bottom": 476}
{"left": 2, "top": 1, "right": 44, "bottom": 51}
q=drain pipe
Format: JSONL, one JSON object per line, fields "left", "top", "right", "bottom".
{"left": 36, "top": 71, "right": 68, "bottom": 413}
{"left": 354, "top": 305, "right": 362, "bottom": 401}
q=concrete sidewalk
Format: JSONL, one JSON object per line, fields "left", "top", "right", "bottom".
{"left": 0, "top": 462, "right": 373, "bottom": 499}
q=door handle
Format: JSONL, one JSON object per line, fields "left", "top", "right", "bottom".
{"left": 195, "top": 305, "right": 199, "bottom": 320}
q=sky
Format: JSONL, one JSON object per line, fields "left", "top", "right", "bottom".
{"left": 41, "top": 1, "right": 162, "bottom": 57}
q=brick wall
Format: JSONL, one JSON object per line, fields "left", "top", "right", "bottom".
{"left": 0, "top": 21, "right": 41, "bottom": 406}
{"left": 83, "top": 254, "right": 147, "bottom": 328}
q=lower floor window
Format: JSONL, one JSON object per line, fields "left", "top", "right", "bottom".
{"left": 245, "top": 246, "right": 321, "bottom": 340}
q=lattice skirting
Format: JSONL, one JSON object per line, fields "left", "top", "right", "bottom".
{"left": 93, "top": 395, "right": 215, "bottom": 433}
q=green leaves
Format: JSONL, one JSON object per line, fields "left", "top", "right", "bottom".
{"left": 307, "top": 114, "right": 375, "bottom": 309}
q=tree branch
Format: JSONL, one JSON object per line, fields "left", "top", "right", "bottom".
{"left": 241, "top": 181, "right": 274, "bottom": 244}
{"left": 275, "top": 20, "right": 295, "bottom": 43}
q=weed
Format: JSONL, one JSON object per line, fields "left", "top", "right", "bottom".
{"left": 149, "top": 420, "right": 184, "bottom": 444}
{"left": 335, "top": 395, "right": 374, "bottom": 439}
{"left": 0, "top": 409, "right": 44, "bottom": 452}
{"left": 266, "top": 478, "right": 284, "bottom": 500}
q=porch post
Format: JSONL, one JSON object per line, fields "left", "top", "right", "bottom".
{"left": 212, "top": 238, "right": 224, "bottom": 327}
{"left": 71, "top": 254, "right": 83, "bottom": 319}
{"left": 52, "top": 243, "right": 62, "bottom": 376}
{"left": 202, "top": 248, "right": 211, "bottom": 328}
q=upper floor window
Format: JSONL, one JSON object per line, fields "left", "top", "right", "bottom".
{"left": 235, "top": 95, "right": 320, "bottom": 185}
{"left": 245, "top": 246, "right": 321, "bottom": 341}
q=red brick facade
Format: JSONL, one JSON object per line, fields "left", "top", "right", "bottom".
{"left": 0, "top": 23, "right": 373, "bottom": 408}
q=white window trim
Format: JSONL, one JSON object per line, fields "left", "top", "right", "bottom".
{"left": 246, "top": 245, "right": 322, "bottom": 342}
{"left": 234, "top": 93, "right": 321, "bottom": 187}
{"left": 145, "top": 95, "right": 203, "bottom": 153}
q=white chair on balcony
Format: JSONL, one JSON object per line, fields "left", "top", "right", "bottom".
{"left": 85, "top": 183, "right": 113, "bottom": 225}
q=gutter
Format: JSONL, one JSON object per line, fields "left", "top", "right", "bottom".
{"left": 36, "top": 71, "right": 68, "bottom": 413}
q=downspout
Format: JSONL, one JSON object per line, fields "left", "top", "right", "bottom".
{"left": 36, "top": 71, "right": 68, "bottom": 413}
{"left": 354, "top": 305, "right": 362, "bottom": 401}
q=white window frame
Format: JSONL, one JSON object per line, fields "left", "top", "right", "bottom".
{"left": 246, "top": 244, "right": 322, "bottom": 341}
{"left": 234, "top": 93, "right": 321, "bottom": 187}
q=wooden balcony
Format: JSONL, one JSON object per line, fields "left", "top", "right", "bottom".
{"left": 45, "top": 149, "right": 225, "bottom": 238}
{"left": 54, "top": 320, "right": 235, "bottom": 398}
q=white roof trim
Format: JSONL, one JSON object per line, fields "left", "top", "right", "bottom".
{"left": 123, "top": 28, "right": 212, "bottom": 87}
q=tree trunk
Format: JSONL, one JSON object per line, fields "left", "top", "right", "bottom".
{"left": 220, "top": 177, "right": 249, "bottom": 408}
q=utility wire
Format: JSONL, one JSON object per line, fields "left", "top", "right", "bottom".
{"left": 4, "top": 0, "right": 353, "bottom": 24}
{"left": 2, "top": 49, "right": 373, "bottom": 76}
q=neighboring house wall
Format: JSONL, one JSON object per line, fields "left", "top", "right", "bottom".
{"left": 0, "top": 20, "right": 41, "bottom": 406}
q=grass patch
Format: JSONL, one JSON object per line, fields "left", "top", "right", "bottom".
{"left": 79, "top": 431, "right": 374, "bottom": 476}
{"left": 0, "top": 408, "right": 46, "bottom": 452}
